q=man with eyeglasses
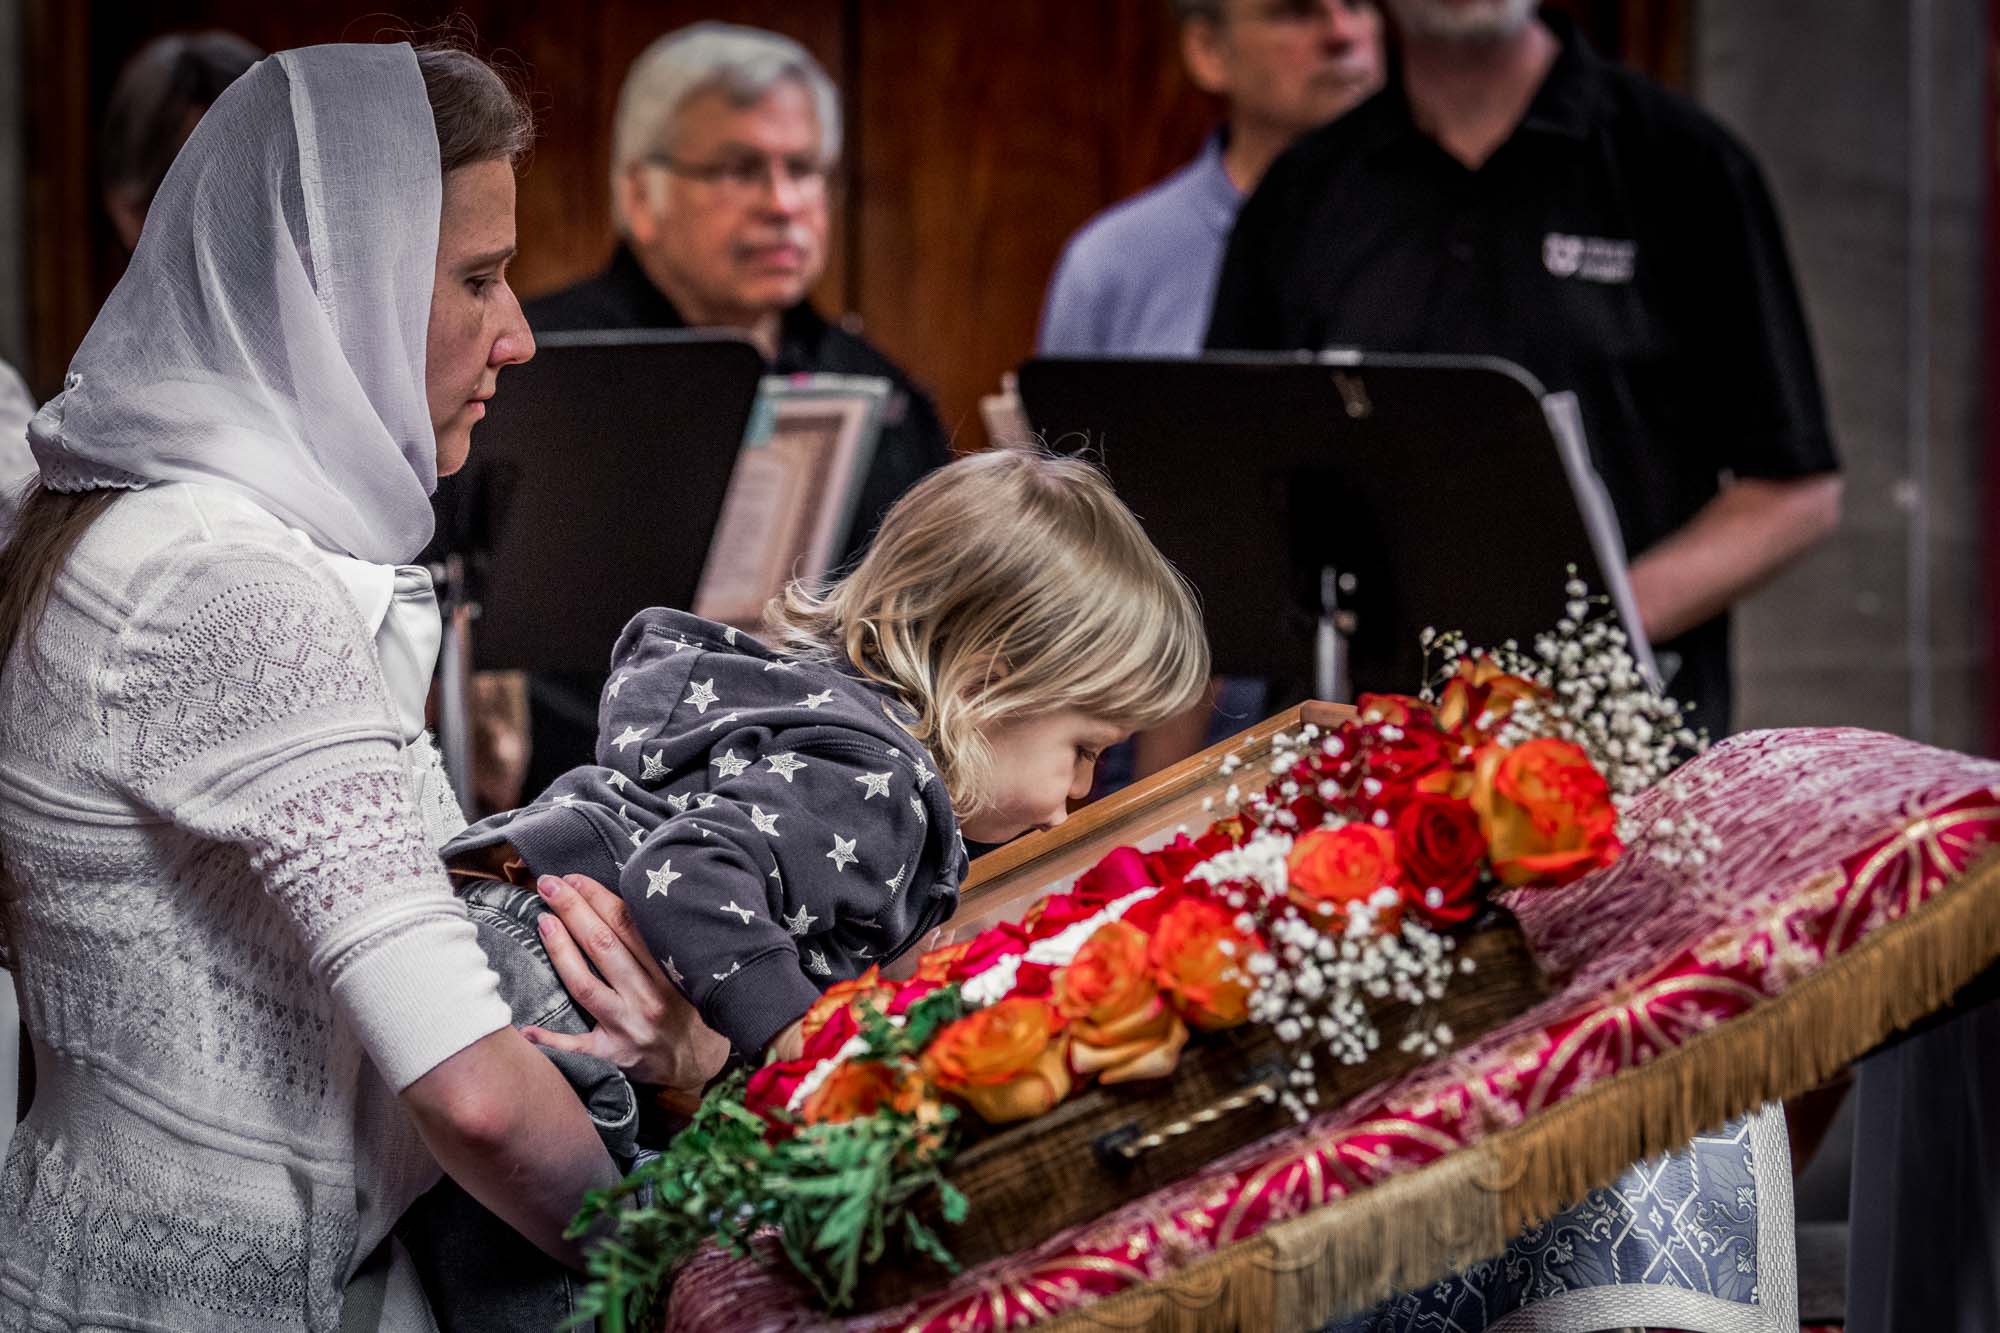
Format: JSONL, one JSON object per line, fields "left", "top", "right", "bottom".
{"left": 531, "top": 21, "right": 949, "bottom": 564}
{"left": 519, "top": 22, "right": 950, "bottom": 797}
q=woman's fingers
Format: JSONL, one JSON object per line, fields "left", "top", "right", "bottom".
{"left": 530, "top": 873, "right": 729, "bottom": 1092}
{"left": 531, "top": 912, "right": 616, "bottom": 1026}
{"left": 520, "top": 1025, "right": 601, "bottom": 1059}
{"left": 535, "top": 874, "right": 652, "bottom": 1009}
{"left": 562, "top": 873, "right": 671, "bottom": 990}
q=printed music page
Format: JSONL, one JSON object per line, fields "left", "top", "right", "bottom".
{"left": 694, "top": 375, "right": 889, "bottom": 629}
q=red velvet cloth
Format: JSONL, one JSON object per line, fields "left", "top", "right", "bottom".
{"left": 665, "top": 728, "right": 2000, "bottom": 1331}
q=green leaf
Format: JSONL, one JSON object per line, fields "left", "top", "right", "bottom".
{"left": 903, "top": 1210, "right": 963, "bottom": 1271}
{"left": 814, "top": 1190, "right": 875, "bottom": 1251}
{"left": 772, "top": 1172, "right": 858, "bottom": 1199}
{"left": 567, "top": 1060, "right": 971, "bottom": 1318}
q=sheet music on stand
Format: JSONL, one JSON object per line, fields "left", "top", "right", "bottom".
{"left": 693, "top": 373, "right": 890, "bottom": 629}
{"left": 1540, "top": 389, "right": 1661, "bottom": 687}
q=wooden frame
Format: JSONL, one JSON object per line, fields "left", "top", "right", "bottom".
{"left": 949, "top": 701, "right": 1354, "bottom": 940}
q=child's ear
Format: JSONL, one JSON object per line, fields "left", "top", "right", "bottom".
{"left": 957, "top": 653, "right": 1011, "bottom": 698}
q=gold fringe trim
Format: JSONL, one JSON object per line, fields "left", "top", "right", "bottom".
{"left": 1041, "top": 847, "right": 2000, "bottom": 1333}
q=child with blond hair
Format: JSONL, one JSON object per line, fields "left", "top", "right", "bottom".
{"left": 446, "top": 448, "right": 1209, "bottom": 1061}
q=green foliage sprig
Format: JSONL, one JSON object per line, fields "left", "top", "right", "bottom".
{"left": 566, "top": 985, "right": 970, "bottom": 1329}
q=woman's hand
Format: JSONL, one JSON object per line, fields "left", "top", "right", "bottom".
{"left": 765, "top": 1016, "right": 807, "bottom": 1065}
{"left": 523, "top": 873, "right": 731, "bottom": 1097}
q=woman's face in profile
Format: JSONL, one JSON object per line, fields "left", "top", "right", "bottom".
{"left": 427, "top": 159, "right": 535, "bottom": 477}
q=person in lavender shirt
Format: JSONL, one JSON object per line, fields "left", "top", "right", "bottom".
{"left": 1037, "top": 0, "right": 1383, "bottom": 359}
{"left": 1038, "top": 2, "right": 1383, "bottom": 782}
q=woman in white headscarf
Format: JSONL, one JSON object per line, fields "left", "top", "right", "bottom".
{"left": 0, "top": 42, "right": 718, "bottom": 1332}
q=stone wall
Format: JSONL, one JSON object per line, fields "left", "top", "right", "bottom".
{"left": 1701, "top": 0, "right": 1988, "bottom": 753}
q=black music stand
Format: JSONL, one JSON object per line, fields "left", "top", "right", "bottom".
{"left": 1017, "top": 352, "right": 1653, "bottom": 703}
{"left": 429, "top": 331, "right": 764, "bottom": 800}
{"left": 435, "top": 329, "right": 766, "bottom": 674}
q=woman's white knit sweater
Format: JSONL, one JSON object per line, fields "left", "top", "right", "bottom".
{"left": 0, "top": 484, "right": 511, "bottom": 1331}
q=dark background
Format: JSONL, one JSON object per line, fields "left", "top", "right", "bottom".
{"left": 21, "top": 0, "right": 1690, "bottom": 443}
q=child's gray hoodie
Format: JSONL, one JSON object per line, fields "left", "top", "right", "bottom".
{"left": 446, "top": 608, "right": 965, "bottom": 1056}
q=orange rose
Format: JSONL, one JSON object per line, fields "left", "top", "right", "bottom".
{"left": 1469, "top": 739, "right": 1622, "bottom": 888}
{"left": 921, "top": 996, "right": 1073, "bottom": 1124}
{"left": 800, "top": 965, "right": 894, "bottom": 1044}
{"left": 798, "top": 1058, "right": 926, "bottom": 1126}
{"left": 1436, "top": 656, "right": 1548, "bottom": 741}
{"left": 913, "top": 940, "right": 973, "bottom": 984}
{"left": 1054, "top": 921, "right": 1189, "bottom": 1084}
{"left": 1149, "top": 898, "right": 1261, "bottom": 1031}
{"left": 1357, "top": 692, "right": 1430, "bottom": 726}
{"left": 1286, "top": 823, "right": 1402, "bottom": 933}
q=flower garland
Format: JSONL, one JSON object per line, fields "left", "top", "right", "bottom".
{"left": 571, "top": 582, "right": 1700, "bottom": 1317}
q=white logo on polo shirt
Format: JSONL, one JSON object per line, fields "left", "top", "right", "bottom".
{"left": 1543, "top": 232, "right": 1636, "bottom": 284}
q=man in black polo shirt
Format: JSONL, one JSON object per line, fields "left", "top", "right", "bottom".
{"left": 1207, "top": 0, "right": 1842, "bottom": 736}
{"left": 512, "top": 22, "right": 950, "bottom": 797}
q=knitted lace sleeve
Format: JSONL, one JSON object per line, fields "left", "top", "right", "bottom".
{"left": 107, "top": 541, "right": 510, "bottom": 1091}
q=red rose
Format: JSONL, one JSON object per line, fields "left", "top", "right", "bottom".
{"left": 1008, "top": 960, "right": 1057, "bottom": 1001}
{"left": 802, "top": 1005, "right": 861, "bottom": 1062}
{"left": 743, "top": 1055, "right": 815, "bottom": 1124}
{"left": 1392, "top": 793, "right": 1488, "bottom": 927}
{"left": 888, "top": 978, "right": 942, "bottom": 1015}
{"left": 1023, "top": 890, "right": 1093, "bottom": 940}
{"left": 1360, "top": 717, "right": 1457, "bottom": 800}
{"left": 1071, "top": 845, "right": 1154, "bottom": 908}
{"left": 945, "top": 922, "right": 1030, "bottom": 983}
{"left": 1144, "top": 829, "right": 1239, "bottom": 888}
{"left": 1304, "top": 715, "right": 1462, "bottom": 821}
{"left": 1120, "top": 882, "right": 1191, "bottom": 935}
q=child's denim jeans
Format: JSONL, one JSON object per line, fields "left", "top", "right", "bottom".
{"left": 396, "top": 878, "right": 645, "bottom": 1332}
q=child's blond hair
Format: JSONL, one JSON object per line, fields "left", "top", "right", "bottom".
{"left": 763, "top": 447, "right": 1211, "bottom": 818}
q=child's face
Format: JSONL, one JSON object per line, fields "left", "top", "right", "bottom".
{"left": 962, "top": 709, "right": 1130, "bottom": 844}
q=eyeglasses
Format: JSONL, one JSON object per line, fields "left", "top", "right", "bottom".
{"left": 643, "top": 150, "right": 832, "bottom": 202}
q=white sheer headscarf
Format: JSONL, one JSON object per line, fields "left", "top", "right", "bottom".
{"left": 28, "top": 43, "right": 441, "bottom": 565}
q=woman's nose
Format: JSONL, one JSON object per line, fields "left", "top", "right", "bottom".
{"left": 492, "top": 292, "right": 536, "bottom": 367}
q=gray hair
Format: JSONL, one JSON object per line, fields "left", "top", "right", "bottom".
{"left": 610, "top": 22, "right": 842, "bottom": 232}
